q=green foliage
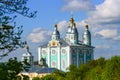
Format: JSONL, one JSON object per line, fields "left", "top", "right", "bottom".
{"left": 0, "top": 57, "right": 22, "bottom": 80}
{"left": 102, "top": 56, "right": 120, "bottom": 80}
{"left": 22, "top": 58, "right": 31, "bottom": 72}
{"left": 0, "top": 57, "right": 30, "bottom": 80}
{"left": 53, "top": 69, "right": 66, "bottom": 77}
{"left": 22, "top": 75, "right": 30, "bottom": 80}
{"left": 32, "top": 77, "right": 41, "bottom": 80}
{"left": 39, "top": 75, "right": 57, "bottom": 80}
{"left": 66, "top": 64, "right": 81, "bottom": 80}
{"left": 33, "top": 56, "right": 120, "bottom": 80}
{"left": 85, "top": 66, "right": 103, "bottom": 80}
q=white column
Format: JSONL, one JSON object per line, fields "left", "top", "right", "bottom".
{"left": 47, "top": 47, "right": 50, "bottom": 67}
{"left": 67, "top": 46, "right": 71, "bottom": 67}
{"left": 38, "top": 47, "right": 41, "bottom": 64}
{"left": 58, "top": 47, "right": 60, "bottom": 69}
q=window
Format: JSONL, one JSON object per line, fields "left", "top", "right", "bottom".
{"left": 52, "top": 61, "right": 56, "bottom": 68}
{"left": 52, "top": 50, "right": 56, "bottom": 55}
{"left": 62, "top": 60, "right": 66, "bottom": 69}
{"left": 42, "top": 50, "right": 46, "bottom": 55}
{"left": 62, "top": 49, "right": 66, "bottom": 55}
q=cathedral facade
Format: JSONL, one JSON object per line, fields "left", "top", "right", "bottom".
{"left": 38, "top": 17, "right": 94, "bottom": 71}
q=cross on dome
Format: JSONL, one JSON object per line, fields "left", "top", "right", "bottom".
{"left": 84, "top": 20, "right": 89, "bottom": 29}
{"left": 54, "top": 24, "right": 57, "bottom": 28}
{"left": 25, "top": 42, "right": 29, "bottom": 51}
{"left": 70, "top": 17, "right": 74, "bottom": 23}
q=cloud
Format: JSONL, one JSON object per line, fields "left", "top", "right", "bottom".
{"left": 62, "top": 0, "right": 95, "bottom": 12}
{"left": 85, "top": 0, "right": 120, "bottom": 59}
{"left": 94, "top": 28, "right": 120, "bottom": 41}
{"left": 85, "top": 0, "right": 120, "bottom": 43}
{"left": 27, "top": 21, "right": 68, "bottom": 43}
{"left": 27, "top": 19, "right": 87, "bottom": 43}
{"left": 57, "top": 20, "right": 68, "bottom": 34}
{"left": 88, "top": 0, "right": 120, "bottom": 24}
{"left": 28, "top": 28, "right": 52, "bottom": 43}
{"left": 95, "top": 29, "right": 117, "bottom": 39}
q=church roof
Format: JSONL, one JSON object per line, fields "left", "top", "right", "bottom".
{"left": 22, "top": 65, "right": 58, "bottom": 73}
{"left": 28, "top": 65, "right": 42, "bottom": 73}
{"left": 39, "top": 38, "right": 94, "bottom": 48}
{"left": 39, "top": 38, "right": 69, "bottom": 48}
{"left": 59, "top": 38, "right": 69, "bottom": 46}
{"left": 37, "top": 67, "right": 58, "bottom": 73}
{"left": 22, "top": 52, "right": 32, "bottom": 57}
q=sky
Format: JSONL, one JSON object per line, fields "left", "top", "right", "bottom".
{"left": 1, "top": 0, "right": 120, "bottom": 62}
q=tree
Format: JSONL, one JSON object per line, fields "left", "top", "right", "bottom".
{"left": 0, "top": 57, "right": 22, "bottom": 80}
{"left": 32, "top": 77, "right": 41, "bottom": 80}
{"left": 102, "top": 56, "right": 120, "bottom": 80}
{"left": 0, "top": 0, "right": 36, "bottom": 58}
{"left": 39, "top": 75, "right": 57, "bottom": 80}
{"left": 84, "top": 57, "right": 106, "bottom": 80}
{"left": 0, "top": 57, "right": 31, "bottom": 80}
{"left": 66, "top": 65, "right": 81, "bottom": 80}
{"left": 0, "top": 24, "right": 25, "bottom": 58}
{"left": 0, "top": 0, "right": 37, "bottom": 24}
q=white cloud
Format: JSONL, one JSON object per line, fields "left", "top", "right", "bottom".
{"left": 62, "top": 0, "right": 95, "bottom": 11}
{"left": 87, "top": 0, "right": 120, "bottom": 40}
{"left": 94, "top": 29, "right": 120, "bottom": 41}
{"left": 96, "top": 29, "right": 117, "bottom": 39}
{"left": 57, "top": 20, "right": 68, "bottom": 34}
{"left": 88, "top": 0, "right": 120, "bottom": 24}
{"left": 28, "top": 28, "right": 52, "bottom": 43}
{"left": 27, "top": 20, "right": 70, "bottom": 43}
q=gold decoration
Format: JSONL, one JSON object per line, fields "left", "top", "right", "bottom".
{"left": 26, "top": 42, "right": 29, "bottom": 50}
{"left": 70, "top": 18, "right": 74, "bottom": 23}
{"left": 54, "top": 24, "right": 57, "bottom": 28}
{"left": 85, "top": 20, "right": 89, "bottom": 29}
{"left": 85, "top": 24, "right": 89, "bottom": 29}
{"left": 51, "top": 41, "right": 57, "bottom": 46}
{"left": 70, "top": 17, "right": 77, "bottom": 27}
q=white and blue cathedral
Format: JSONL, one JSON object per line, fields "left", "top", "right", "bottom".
{"left": 38, "top": 17, "right": 94, "bottom": 71}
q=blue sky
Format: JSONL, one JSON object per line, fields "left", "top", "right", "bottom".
{"left": 1, "top": 0, "right": 120, "bottom": 62}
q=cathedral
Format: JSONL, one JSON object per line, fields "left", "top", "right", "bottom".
{"left": 38, "top": 17, "right": 94, "bottom": 71}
